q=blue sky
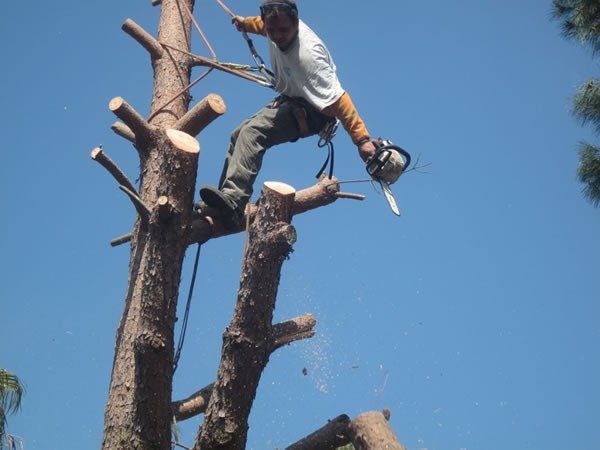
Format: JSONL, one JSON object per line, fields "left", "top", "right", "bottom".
{"left": 1, "top": 1, "right": 599, "bottom": 449}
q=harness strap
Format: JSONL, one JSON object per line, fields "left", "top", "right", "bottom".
{"left": 273, "top": 95, "right": 338, "bottom": 179}
{"left": 290, "top": 103, "right": 311, "bottom": 137}
{"left": 215, "top": 0, "right": 276, "bottom": 87}
{"left": 242, "top": 30, "right": 276, "bottom": 87}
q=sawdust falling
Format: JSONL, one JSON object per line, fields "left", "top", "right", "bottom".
{"left": 296, "top": 328, "right": 334, "bottom": 394}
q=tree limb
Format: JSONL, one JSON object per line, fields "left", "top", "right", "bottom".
{"left": 285, "top": 415, "right": 351, "bottom": 450}
{"left": 119, "top": 185, "right": 151, "bottom": 224}
{"left": 189, "top": 176, "right": 358, "bottom": 243}
{"left": 111, "top": 233, "right": 135, "bottom": 248}
{"left": 286, "top": 410, "right": 405, "bottom": 450}
{"left": 349, "top": 411, "right": 405, "bottom": 450}
{"left": 273, "top": 313, "right": 317, "bottom": 350}
{"left": 175, "top": 93, "right": 226, "bottom": 137}
{"left": 122, "top": 18, "right": 164, "bottom": 60}
{"left": 91, "top": 146, "right": 138, "bottom": 195}
{"left": 111, "top": 122, "right": 136, "bottom": 143}
{"left": 336, "top": 192, "right": 366, "bottom": 201}
{"left": 109, "top": 96, "right": 152, "bottom": 144}
{"left": 109, "top": 176, "right": 364, "bottom": 247}
{"left": 171, "top": 314, "right": 316, "bottom": 422}
{"left": 172, "top": 383, "right": 214, "bottom": 422}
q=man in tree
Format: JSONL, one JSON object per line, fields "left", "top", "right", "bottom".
{"left": 197, "top": 0, "right": 377, "bottom": 229}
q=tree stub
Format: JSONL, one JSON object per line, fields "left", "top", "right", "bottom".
{"left": 176, "top": 93, "right": 226, "bottom": 137}
{"left": 349, "top": 411, "right": 405, "bottom": 450}
{"left": 285, "top": 414, "right": 351, "bottom": 450}
{"left": 122, "top": 18, "right": 164, "bottom": 60}
{"left": 166, "top": 128, "right": 200, "bottom": 154}
{"left": 108, "top": 96, "right": 151, "bottom": 143}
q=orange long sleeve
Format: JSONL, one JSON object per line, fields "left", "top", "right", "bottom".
{"left": 243, "top": 16, "right": 267, "bottom": 36}
{"left": 323, "top": 92, "right": 370, "bottom": 145}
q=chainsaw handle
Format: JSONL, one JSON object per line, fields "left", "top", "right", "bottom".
{"left": 372, "top": 141, "right": 412, "bottom": 171}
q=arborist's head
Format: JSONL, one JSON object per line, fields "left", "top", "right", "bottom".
{"left": 260, "top": 0, "right": 299, "bottom": 51}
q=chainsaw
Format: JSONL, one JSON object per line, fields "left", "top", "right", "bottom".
{"left": 366, "top": 140, "right": 411, "bottom": 216}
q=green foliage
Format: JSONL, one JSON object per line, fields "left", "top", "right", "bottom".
{"left": 0, "top": 369, "right": 23, "bottom": 438}
{"left": 577, "top": 143, "right": 600, "bottom": 205}
{"left": 552, "top": 0, "right": 600, "bottom": 54}
{"left": 573, "top": 79, "right": 600, "bottom": 133}
{"left": 552, "top": 0, "right": 600, "bottom": 206}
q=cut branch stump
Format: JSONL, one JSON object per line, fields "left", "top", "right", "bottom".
{"left": 175, "top": 93, "right": 226, "bottom": 137}
{"left": 285, "top": 414, "right": 351, "bottom": 450}
{"left": 109, "top": 96, "right": 152, "bottom": 145}
{"left": 349, "top": 411, "right": 405, "bottom": 450}
{"left": 122, "top": 18, "right": 164, "bottom": 60}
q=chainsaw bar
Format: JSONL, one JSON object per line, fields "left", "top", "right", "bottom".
{"left": 379, "top": 180, "right": 400, "bottom": 216}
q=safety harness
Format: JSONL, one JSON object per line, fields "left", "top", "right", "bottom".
{"left": 216, "top": 0, "right": 337, "bottom": 178}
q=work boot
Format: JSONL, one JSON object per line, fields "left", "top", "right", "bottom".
{"left": 199, "top": 185, "right": 244, "bottom": 231}
{"left": 193, "top": 200, "right": 217, "bottom": 218}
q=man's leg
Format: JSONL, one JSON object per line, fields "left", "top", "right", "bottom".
{"left": 200, "top": 103, "right": 300, "bottom": 228}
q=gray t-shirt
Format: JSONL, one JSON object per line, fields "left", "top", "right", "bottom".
{"left": 269, "top": 20, "right": 345, "bottom": 111}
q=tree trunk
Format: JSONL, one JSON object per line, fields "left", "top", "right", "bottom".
{"left": 285, "top": 415, "right": 351, "bottom": 450}
{"left": 286, "top": 410, "right": 405, "bottom": 450}
{"left": 171, "top": 314, "right": 316, "bottom": 422}
{"left": 349, "top": 411, "right": 405, "bottom": 450}
{"left": 97, "top": 2, "right": 409, "bottom": 449}
{"left": 102, "top": 1, "right": 197, "bottom": 449}
{"left": 195, "top": 182, "right": 297, "bottom": 450}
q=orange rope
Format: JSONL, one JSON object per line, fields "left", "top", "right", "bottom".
{"left": 180, "top": 0, "right": 217, "bottom": 59}
{"left": 148, "top": 69, "right": 212, "bottom": 121}
{"left": 149, "top": 0, "right": 216, "bottom": 121}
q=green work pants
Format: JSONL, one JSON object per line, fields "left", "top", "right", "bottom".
{"left": 217, "top": 98, "right": 332, "bottom": 212}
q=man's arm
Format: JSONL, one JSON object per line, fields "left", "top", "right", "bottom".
{"left": 232, "top": 15, "right": 267, "bottom": 36}
{"left": 323, "top": 92, "right": 376, "bottom": 161}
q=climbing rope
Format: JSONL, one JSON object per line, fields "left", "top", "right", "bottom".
{"left": 173, "top": 243, "right": 202, "bottom": 374}
{"left": 149, "top": 0, "right": 274, "bottom": 120}
{"left": 215, "top": 0, "right": 276, "bottom": 87}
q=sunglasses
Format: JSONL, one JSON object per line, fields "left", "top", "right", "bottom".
{"left": 260, "top": 2, "right": 298, "bottom": 17}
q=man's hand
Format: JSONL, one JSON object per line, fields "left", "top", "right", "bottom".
{"left": 358, "top": 139, "right": 378, "bottom": 162}
{"left": 232, "top": 16, "right": 245, "bottom": 31}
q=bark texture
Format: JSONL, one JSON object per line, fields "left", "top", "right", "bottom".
{"left": 101, "top": 1, "right": 198, "bottom": 449}
{"left": 349, "top": 411, "right": 405, "bottom": 450}
{"left": 195, "top": 182, "right": 297, "bottom": 450}
{"left": 287, "top": 410, "right": 405, "bottom": 450}
{"left": 285, "top": 414, "right": 352, "bottom": 450}
{"left": 97, "top": 3, "right": 408, "bottom": 449}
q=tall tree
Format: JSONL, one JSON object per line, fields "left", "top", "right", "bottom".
{"left": 96, "top": 1, "right": 406, "bottom": 449}
{"left": 553, "top": 0, "right": 600, "bottom": 206}
{"left": 0, "top": 369, "right": 23, "bottom": 439}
